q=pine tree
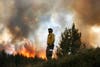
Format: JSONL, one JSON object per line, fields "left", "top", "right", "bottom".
{"left": 71, "top": 23, "right": 81, "bottom": 54}
{"left": 58, "top": 23, "right": 81, "bottom": 56}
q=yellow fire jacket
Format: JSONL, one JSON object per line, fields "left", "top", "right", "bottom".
{"left": 47, "top": 33, "right": 55, "bottom": 45}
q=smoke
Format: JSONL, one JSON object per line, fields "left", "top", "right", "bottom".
{"left": 0, "top": 0, "right": 100, "bottom": 57}
{"left": 7, "top": 0, "right": 35, "bottom": 40}
{"left": 72, "top": 0, "right": 100, "bottom": 47}
{"left": 0, "top": 0, "right": 74, "bottom": 55}
{"left": 73, "top": 0, "right": 100, "bottom": 26}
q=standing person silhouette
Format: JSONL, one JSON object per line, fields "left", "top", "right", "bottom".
{"left": 46, "top": 28, "right": 55, "bottom": 60}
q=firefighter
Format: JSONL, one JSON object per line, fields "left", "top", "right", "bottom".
{"left": 46, "top": 28, "right": 55, "bottom": 60}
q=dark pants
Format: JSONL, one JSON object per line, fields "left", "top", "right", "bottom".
{"left": 46, "top": 44, "right": 54, "bottom": 59}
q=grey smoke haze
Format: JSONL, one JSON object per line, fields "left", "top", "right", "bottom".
{"left": 0, "top": 0, "right": 100, "bottom": 48}
{"left": 72, "top": 0, "right": 100, "bottom": 47}
{"left": 73, "top": 0, "right": 100, "bottom": 26}
{"left": 0, "top": 0, "right": 73, "bottom": 51}
{"left": 6, "top": 0, "right": 61, "bottom": 40}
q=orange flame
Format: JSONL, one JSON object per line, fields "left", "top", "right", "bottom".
{"left": 14, "top": 38, "right": 47, "bottom": 59}
{"left": 36, "top": 50, "right": 46, "bottom": 60}
{"left": 16, "top": 39, "right": 36, "bottom": 58}
{"left": 1, "top": 37, "right": 47, "bottom": 60}
{"left": 18, "top": 46, "right": 35, "bottom": 58}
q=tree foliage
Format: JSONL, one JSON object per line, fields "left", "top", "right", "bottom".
{"left": 59, "top": 23, "right": 81, "bottom": 56}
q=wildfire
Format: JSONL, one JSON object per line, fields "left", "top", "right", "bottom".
{"left": 18, "top": 45, "right": 36, "bottom": 58}
{"left": 91, "top": 26, "right": 100, "bottom": 33}
{"left": 36, "top": 50, "right": 46, "bottom": 60}
{"left": 16, "top": 38, "right": 47, "bottom": 60}
{"left": 17, "top": 39, "right": 35, "bottom": 58}
{"left": 90, "top": 26, "right": 100, "bottom": 48}
{"left": 0, "top": 37, "right": 47, "bottom": 60}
